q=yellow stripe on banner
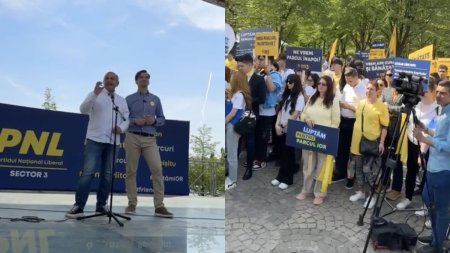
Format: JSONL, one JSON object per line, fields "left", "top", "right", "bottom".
{"left": 0, "top": 165, "right": 67, "bottom": 171}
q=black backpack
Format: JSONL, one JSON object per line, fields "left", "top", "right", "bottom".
{"left": 371, "top": 217, "right": 417, "bottom": 251}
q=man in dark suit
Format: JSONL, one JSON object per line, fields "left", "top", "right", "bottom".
{"left": 236, "top": 53, "right": 266, "bottom": 180}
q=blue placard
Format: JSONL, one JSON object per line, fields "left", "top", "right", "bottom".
{"left": 391, "top": 57, "right": 431, "bottom": 80}
{"left": 371, "top": 41, "right": 386, "bottom": 49}
{"left": 364, "top": 58, "right": 394, "bottom": 79}
{"left": 236, "top": 27, "right": 272, "bottom": 57}
{"left": 285, "top": 47, "right": 322, "bottom": 72}
{"left": 355, "top": 50, "right": 369, "bottom": 61}
{"left": 0, "top": 103, "right": 190, "bottom": 195}
{"left": 285, "top": 120, "right": 339, "bottom": 157}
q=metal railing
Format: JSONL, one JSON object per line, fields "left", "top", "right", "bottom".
{"left": 189, "top": 159, "right": 225, "bottom": 197}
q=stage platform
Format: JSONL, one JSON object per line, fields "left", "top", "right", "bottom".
{"left": 0, "top": 191, "right": 224, "bottom": 253}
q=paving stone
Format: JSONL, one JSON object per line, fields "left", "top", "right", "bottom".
{"left": 226, "top": 161, "right": 425, "bottom": 253}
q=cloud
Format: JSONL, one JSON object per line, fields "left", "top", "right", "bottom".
{"left": 133, "top": 0, "right": 224, "bottom": 31}
{"left": 0, "top": 0, "right": 58, "bottom": 16}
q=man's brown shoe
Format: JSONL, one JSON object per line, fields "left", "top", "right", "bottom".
{"left": 155, "top": 206, "right": 173, "bottom": 218}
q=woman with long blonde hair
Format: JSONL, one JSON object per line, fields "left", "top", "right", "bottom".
{"left": 225, "top": 71, "right": 252, "bottom": 190}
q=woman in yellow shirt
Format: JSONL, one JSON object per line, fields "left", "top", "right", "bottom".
{"left": 295, "top": 75, "right": 340, "bottom": 205}
{"left": 348, "top": 81, "right": 389, "bottom": 209}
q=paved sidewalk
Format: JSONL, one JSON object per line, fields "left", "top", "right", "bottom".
{"left": 225, "top": 160, "right": 428, "bottom": 253}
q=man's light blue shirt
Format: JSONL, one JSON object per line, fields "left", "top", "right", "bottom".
{"left": 428, "top": 104, "right": 450, "bottom": 173}
{"left": 126, "top": 91, "right": 165, "bottom": 134}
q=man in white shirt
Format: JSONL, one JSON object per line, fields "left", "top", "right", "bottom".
{"left": 334, "top": 67, "right": 366, "bottom": 186}
{"left": 66, "top": 71, "right": 129, "bottom": 218}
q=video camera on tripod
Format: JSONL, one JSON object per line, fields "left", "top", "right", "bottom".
{"left": 393, "top": 72, "right": 428, "bottom": 108}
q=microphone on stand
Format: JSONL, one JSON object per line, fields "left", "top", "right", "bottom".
{"left": 110, "top": 93, "right": 126, "bottom": 121}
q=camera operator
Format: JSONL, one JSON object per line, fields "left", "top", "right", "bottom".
{"left": 413, "top": 80, "right": 450, "bottom": 253}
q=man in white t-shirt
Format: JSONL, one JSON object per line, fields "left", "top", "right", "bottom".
{"left": 334, "top": 67, "right": 366, "bottom": 186}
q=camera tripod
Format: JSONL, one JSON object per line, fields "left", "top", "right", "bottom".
{"left": 77, "top": 95, "right": 130, "bottom": 226}
{"left": 357, "top": 105, "right": 435, "bottom": 252}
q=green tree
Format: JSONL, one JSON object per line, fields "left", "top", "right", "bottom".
{"left": 189, "top": 125, "right": 224, "bottom": 196}
{"left": 226, "top": 0, "right": 450, "bottom": 58}
{"left": 42, "top": 87, "right": 57, "bottom": 110}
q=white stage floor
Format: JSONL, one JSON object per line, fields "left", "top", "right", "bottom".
{"left": 0, "top": 191, "right": 224, "bottom": 253}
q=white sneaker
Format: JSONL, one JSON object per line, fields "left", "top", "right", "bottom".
{"left": 396, "top": 198, "right": 411, "bottom": 210}
{"left": 225, "top": 177, "right": 231, "bottom": 186}
{"left": 225, "top": 182, "right": 236, "bottom": 191}
{"left": 363, "top": 197, "right": 376, "bottom": 209}
{"left": 415, "top": 205, "right": 428, "bottom": 216}
{"left": 271, "top": 179, "right": 280, "bottom": 186}
{"left": 425, "top": 219, "right": 431, "bottom": 229}
{"left": 349, "top": 191, "right": 365, "bottom": 202}
{"left": 278, "top": 183, "right": 288, "bottom": 190}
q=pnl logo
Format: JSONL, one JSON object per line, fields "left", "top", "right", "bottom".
{"left": 0, "top": 128, "right": 63, "bottom": 156}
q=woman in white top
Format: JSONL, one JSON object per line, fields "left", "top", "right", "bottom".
{"left": 271, "top": 74, "right": 305, "bottom": 190}
{"left": 225, "top": 71, "right": 252, "bottom": 191}
{"left": 396, "top": 77, "right": 439, "bottom": 209}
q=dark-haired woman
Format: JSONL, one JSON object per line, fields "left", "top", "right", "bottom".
{"left": 271, "top": 74, "right": 305, "bottom": 190}
{"left": 296, "top": 75, "right": 340, "bottom": 205}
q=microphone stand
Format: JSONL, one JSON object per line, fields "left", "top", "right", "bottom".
{"left": 77, "top": 94, "right": 131, "bottom": 226}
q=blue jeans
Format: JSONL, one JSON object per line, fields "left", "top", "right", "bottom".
{"left": 422, "top": 170, "right": 450, "bottom": 248}
{"left": 75, "top": 139, "right": 115, "bottom": 209}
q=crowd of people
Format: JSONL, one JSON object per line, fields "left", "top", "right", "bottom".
{"left": 225, "top": 52, "right": 450, "bottom": 253}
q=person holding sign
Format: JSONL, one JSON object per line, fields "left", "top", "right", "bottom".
{"left": 348, "top": 81, "right": 389, "bottom": 209}
{"left": 295, "top": 75, "right": 340, "bottom": 205}
{"left": 271, "top": 74, "right": 305, "bottom": 190}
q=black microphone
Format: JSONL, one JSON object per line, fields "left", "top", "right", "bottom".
{"left": 110, "top": 93, "right": 126, "bottom": 121}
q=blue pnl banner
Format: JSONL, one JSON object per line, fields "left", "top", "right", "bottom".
{"left": 285, "top": 119, "right": 339, "bottom": 157}
{"left": 236, "top": 27, "right": 272, "bottom": 57}
{"left": 371, "top": 41, "right": 386, "bottom": 49}
{"left": 285, "top": 47, "right": 322, "bottom": 72}
{"left": 355, "top": 50, "right": 369, "bottom": 61}
{"left": 364, "top": 58, "right": 394, "bottom": 79}
{"left": 392, "top": 57, "right": 431, "bottom": 79}
{"left": 0, "top": 103, "right": 190, "bottom": 195}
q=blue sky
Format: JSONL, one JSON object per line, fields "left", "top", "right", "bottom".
{"left": 0, "top": 0, "right": 225, "bottom": 154}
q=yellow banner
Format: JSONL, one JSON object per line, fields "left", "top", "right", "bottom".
{"left": 387, "top": 25, "right": 396, "bottom": 57}
{"left": 369, "top": 49, "right": 385, "bottom": 60}
{"left": 329, "top": 39, "right": 338, "bottom": 63}
{"left": 408, "top": 45, "right": 433, "bottom": 61}
{"left": 254, "top": 32, "right": 279, "bottom": 57}
{"left": 430, "top": 60, "right": 437, "bottom": 74}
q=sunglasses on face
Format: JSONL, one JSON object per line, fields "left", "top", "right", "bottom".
{"left": 386, "top": 74, "right": 392, "bottom": 76}
{"left": 286, "top": 80, "right": 293, "bottom": 84}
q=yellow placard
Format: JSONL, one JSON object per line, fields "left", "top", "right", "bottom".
{"left": 408, "top": 45, "right": 433, "bottom": 61}
{"left": 254, "top": 32, "right": 279, "bottom": 57}
{"left": 369, "top": 49, "right": 385, "bottom": 60}
{"left": 430, "top": 60, "right": 437, "bottom": 74}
